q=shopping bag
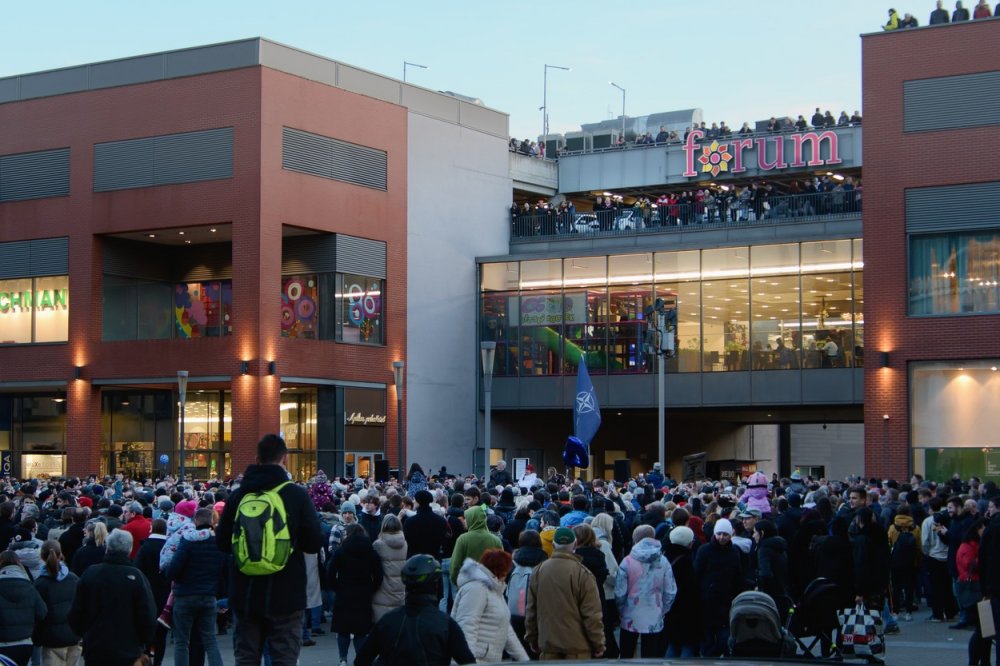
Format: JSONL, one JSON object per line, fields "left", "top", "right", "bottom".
{"left": 837, "top": 603, "right": 884, "bottom": 657}
{"left": 979, "top": 599, "right": 996, "bottom": 640}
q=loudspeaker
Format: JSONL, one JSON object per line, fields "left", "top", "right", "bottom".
{"left": 374, "top": 459, "right": 390, "bottom": 483}
{"left": 614, "top": 459, "right": 631, "bottom": 483}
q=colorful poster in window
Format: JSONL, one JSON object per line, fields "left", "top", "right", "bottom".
{"left": 175, "top": 282, "right": 230, "bottom": 338}
{"left": 281, "top": 275, "right": 318, "bottom": 339}
{"left": 341, "top": 275, "right": 382, "bottom": 343}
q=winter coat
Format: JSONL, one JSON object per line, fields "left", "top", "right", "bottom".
{"left": 615, "top": 537, "right": 677, "bottom": 634}
{"left": 888, "top": 514, "right": 922, "bottom": 568}
{"left": 788, "top": 517, "right": 826, "bottom": 597}
{"left": 359, "top": 510, "right": 383, "bottom": 543}
{"left": 70, "top": 542, "right": 106, "bottom": 578}
{"left": 539, "top": 528, "right": 556, "bottom": 557}
{"left": 662, "top": 543, "right": 702, "bottom": 644}
{"left": 134, "top": 534, "right": 169, "bottom": 613}
{"left": 372, "top": 531, "right": 408, "bottom": 622}
{"left": 451, "top": 559, "right": 529, "bottom": 662}
{"left": 355, "top": 593, "right": 476, "bottom": 666}
{"left": 524, "top": 551, "right": 605, "bottom": 656}
{"left": 594, "top": 534, "right": 618, "bottom": 601}
{"left": 694, "top": 538, "right": 746, "bottom": 628}
{"left": 443, "top": 506, "right": 467, "bottom": 559}
{"left": 405, "top": 471, "right": 428, "bottom": 496}
{"left": 58, "top": 522, "right": 85, "bottom": 566}
{"left": 121, "top": 515, "right": 152, "bottom": 558}
{"left": 978, "top": 513, "right": 1000, "bottom": 596}
{"left": 216, "top": 463, "right": 324, "bottom": 618}
{"left": 68, "top": 552, "right": 156, "bottom": 666}
{"left": 166, "top": 526, "right": 226, "bottom": 597}
{"left": 403, "top": 505, "right": 449, "bottom": 559}
{"left": 576, "top": 545, "right": 610, "bottom": 604}
{"left": 159, "top": 512, "right": 194, "bottom": 571}
{"left": 745, "top": 472, "right": 771, "bottom": 515}
{"left": 756, "top": 535, "right": 790, "bottom": 600}
{"left": 329, "top": 532, "right": 383, "bottom": 635}
{"left": 303, "top": 552, "right": 322, "bottom": 609}
{"left": 9, "top": 536, "right": 43, "bottom": 573}
{"left": 0, "top": 564, "right": 47, "bottom": 644}
{"left": 449, "top": 505, "right": 502, "bottom": 585}
{"left": 850, "top": 522, "right": 891, "bottom": 597}
{"left": 33, "top": 563, "right": 81, "bottom": 648}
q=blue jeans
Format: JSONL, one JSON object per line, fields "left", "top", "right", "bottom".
{"left": 174, "top": 595, "right": 224, "bottom": 666}
{"left": 439, "top": 558, "right": 453, "bottom": 612}
{"left": 665, "top": 642, "right": 697, "bottom": 658}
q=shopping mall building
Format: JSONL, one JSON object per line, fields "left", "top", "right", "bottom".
{"left": 2, "top": 19, "right": 998, "bottom": 483}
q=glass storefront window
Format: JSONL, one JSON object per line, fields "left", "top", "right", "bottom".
{"left": 0, "top": 277, "right": 68, "bottom": 344}
{"left": 909, "top": 230, "right": 1000, "bottom": 316}
{"left": 751, "top": 245, "right": 801, "bottom": 370}
{"left": 482, "top": 262, "right": 520, "bottom": 376}
{"left": 702, "top": 248, "right": 749, "bottom": 371}
{"left": 281, "top": 388, "right": 317, "bottom": 481}
{"left": 336, "top": 274, "right": 384, "bottom": 344}
{"left": 518, "top": 260, "right": 563, "bottom": 376}
{"left": 655, "top": 251, "right": 700, "bottom": 373}
{"left": 801, "top": 241, "right": 854, "bottom": 368}
{"left": 609, "top": 254, "right": 652, "bottom": 374}
{"left": 175, "top": 281, "right": 231, "bottom": 338}
{"left": 852, "top": 239, "right": 865, "bottom": 365}
{"left": 282, "top": 275, "right": 319, "bottom": 339}
{"left": 563, "top": 257, "right": 607, "bottom": 374}
{"left": 104, "top": 278, "right": 229, "bottom": 341}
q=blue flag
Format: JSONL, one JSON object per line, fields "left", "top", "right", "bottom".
{"left": 574, "top": 356, "right": 601, "bottom": 446}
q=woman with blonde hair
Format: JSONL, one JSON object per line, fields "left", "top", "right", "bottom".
{"left": 34, "top": 540, "right": 83, "bottom": 666}
{"left": 372, "top": 514, "right": 407, "bottom": 622}
{"left": 70, "top": 521, "right": 107, "bottom": 577}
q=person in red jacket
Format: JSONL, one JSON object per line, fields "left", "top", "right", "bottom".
{"left": 121, "top": 501, "right": 152, "bottom": 559}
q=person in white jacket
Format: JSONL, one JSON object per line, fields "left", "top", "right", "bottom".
{"left": 615, "top": 525, "right": 677, "bottom": 658}
{"left": 451, "top": 551, "right": 530, "bottom": 663}
{"left": 372, "top": 514, "right": 408, "bottom": 623}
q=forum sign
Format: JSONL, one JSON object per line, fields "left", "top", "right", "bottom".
{"left": 682, "top": 128, "right": 842, "bottom": 179}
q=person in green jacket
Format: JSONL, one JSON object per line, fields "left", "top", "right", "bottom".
{"left": 449, "top": 505, "right": 502, "bottom": 585}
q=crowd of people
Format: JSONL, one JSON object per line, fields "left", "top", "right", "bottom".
{"left": 2, "top": 439, "right": 1000, "bottom": 666}
{"left": 512, "top": 176, "right": 861, "bottom": 237}
{"left": 884, "top": 1, "right": 1000, "bottom": 29}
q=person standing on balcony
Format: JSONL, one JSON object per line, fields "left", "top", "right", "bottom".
{"left": 973, "top": 0, "right": 992, "bottom": 17}
{"left": 883, "top": 8, "right": 901, "bottom": 29}
{"left": 953, "top": 0, "right": 970, "bottom": 21}
{"left": 811, "top": 108, "right": 825, "bottom": 128}
{"left": 930, "top": 0, "right": 951, "bottom": 23}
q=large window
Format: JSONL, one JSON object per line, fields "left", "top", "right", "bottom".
{"left": 336, "top": 274, "right": 383, "bottom": 344}
{"left": 281, "top": 273, "right": 384, "bottom": 344}
{"left": 0, "top": 276, "right": 68, "bottom": 344}
{"left": 910, "top": 230, "right": 1000, "bottom": 315}
{"left": 103, "top": 278, "right": 231, "bottom": 340}
{"left": 479, "top": 238, "right": 863, "bottom": 375}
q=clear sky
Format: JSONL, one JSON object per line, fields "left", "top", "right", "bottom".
{"left": 0, "top": 0, "right": 888, "bottom": 141}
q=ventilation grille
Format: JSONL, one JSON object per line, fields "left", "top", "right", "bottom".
{"left": 282, "top": 127, "right": 387, "bottom": 191}
{"left": 904, "top": 71, "right": 1000, "bottom": 133}
{"left": 93, "top": 127, "right": 233, "bottom": 192}
{"left": 0, "top": 148, "right": 70, "bottom": 202}
{"left": 0, "top": 237, "right": 69, "bottom": 279}
{"left": 906, "top": 182, "right": 1000, "bottom": 234}
{"left": 337, "top": 234, "right": 386, "bottom": 278}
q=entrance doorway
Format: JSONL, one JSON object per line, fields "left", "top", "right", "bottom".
{"left": 345, "top": 452, "right": 383, "bottom": 480}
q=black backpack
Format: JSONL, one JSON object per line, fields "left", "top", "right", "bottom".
{"left": 891, "top": 527, "right": 917, "bottom": 569}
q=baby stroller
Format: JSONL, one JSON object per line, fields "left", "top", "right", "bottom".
{"left": 786, "top": 577, "right": 843, "bottom": 659}
{"left": 728, "top": 591, "right": 796, "bottom": 658}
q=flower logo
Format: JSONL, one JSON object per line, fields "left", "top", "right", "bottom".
{"left": 698, "top": 140, "right": 733, "bottom": 177}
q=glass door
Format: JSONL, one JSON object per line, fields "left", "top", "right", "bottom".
{"left": 344, "top": 452, "right": 383, "bottom": 480}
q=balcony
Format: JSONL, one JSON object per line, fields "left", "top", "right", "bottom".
{"left": 511, "top": 190, "right": 861, "bottom": 242}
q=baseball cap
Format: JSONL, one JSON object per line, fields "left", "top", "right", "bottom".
{"left": 553, "top": 527, "right": 576, "bottom": 545}
{"left": 738, "top": 508, "right": 762, "bottom": 519}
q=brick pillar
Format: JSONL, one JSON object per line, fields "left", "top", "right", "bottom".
{"left": 67, "top": 379, "right": 102, "bottom": 477}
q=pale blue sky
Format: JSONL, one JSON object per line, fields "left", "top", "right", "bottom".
{"left": 1, "top": 1, "right": 887, "bottom": 141}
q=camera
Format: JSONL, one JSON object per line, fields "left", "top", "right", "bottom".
{"left": 932, "top": 510, "right": 950, "bottom": 527}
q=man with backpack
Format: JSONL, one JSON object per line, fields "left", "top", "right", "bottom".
{"left": 216, "top": 434, "right": 324, "bottom": 666}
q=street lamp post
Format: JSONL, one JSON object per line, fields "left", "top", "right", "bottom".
{"left": 609, "top": 81, "right": 626, "bottom": 141}
{"left": 177, "top": 370, "right": 188, "bottom": 481}
{"left": 480, "top": 342, "right": 496, "bottom": 482}
{"left": 403, "top": 61, "right": 428, "bottom": 82}
{"left": 392, "top": 361, "right": 405, "bottom": 481}
{"left": 542, "top": 64, "right": 570, "bottom": 158}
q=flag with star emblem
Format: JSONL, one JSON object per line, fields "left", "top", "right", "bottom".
{"left": 574, "top": 356, "right": 601, "bottom": 446}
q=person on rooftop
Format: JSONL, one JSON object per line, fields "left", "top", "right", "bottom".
{"left": 953, "top": 0, "right": 970, "bottom": 21}
{"left": 900, "top": 12, "right": 919, "bottom": 27}
{"left": 930, "top": 0, "right": 951, "bottom": 23}
{"left": 883, "top": 7, "right": 900, "bottom": 30}
{"left": 973, "top": 0, "right": 992, "bottom": 17}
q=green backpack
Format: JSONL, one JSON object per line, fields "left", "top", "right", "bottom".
{"left": 232, "top": 481, "right": 293, "bottom": 576}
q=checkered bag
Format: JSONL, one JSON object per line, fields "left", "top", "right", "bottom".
{"left": 837, "top": 603, "right": 884, "bottom": 657}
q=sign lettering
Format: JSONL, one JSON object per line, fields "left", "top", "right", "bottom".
{"left": 683, "top": 129, "right": 841, "bottom": 178}
{"left": 0, "top": 289, "right": 69, "bottom": 314}
{"left": 345, "top": 412, "right": 387, "bottom": 426}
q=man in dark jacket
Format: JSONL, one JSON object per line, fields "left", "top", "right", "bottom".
{"left": 69, "top": 528, "right": 156, "bottom": 666}
{"left": 978, "top": 498, "right": 1000, "bottom": 666}
{"left": 358, "top": 495, "right": 383, "bottom": 543}
{"left": 355, "top": 554, "right": 475, "bottom": 666}
{"left": 930, "top": 0, "right": 951, "bottom": 22}
{"left": 216, "top": 434, "right": 323, "bottom": 666}
{"left": 168, "top": 508, "right": 227, "bottom": 666}
{"left": 937, "top": 496, "right": 977, "bottom": 628}
{"left": 57, "top": 508, "right": 87, "bottom": 566}
{"left": 488, "top": 460, "right": 513, "bottom": 488}
{"left": 136, "top": 518, "right": 170, "bottom": 666}
{"left": 694, "top": 519, "right": 746, "bottom": 656}
{"left": 953, "top": 0, "right": 971, "bottom": 20}
{"left": 849, "top": 508, "right": 892, "bottom": 624}
{"left": 403, "top": 490, "right": 449, "bottom": 559}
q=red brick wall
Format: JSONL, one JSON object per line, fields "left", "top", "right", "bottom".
{"left": 862, "top": 21, "right": 1000, "bottom": 480}
{"left": 0, "top": 65, "right": 408, "bottom": 477}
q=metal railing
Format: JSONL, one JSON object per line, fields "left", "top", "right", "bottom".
{"left": 510, "top": 190, "right": 861, "bottom": 240}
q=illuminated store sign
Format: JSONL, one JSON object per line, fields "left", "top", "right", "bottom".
{"left": 346, "top": 412, "right": 387, "bottom": 426}
{"left": 682, "top": 129, "right": 842, "bottom": 178}
{"left": 0, "top": 288, "right": 68, "bottom": 312}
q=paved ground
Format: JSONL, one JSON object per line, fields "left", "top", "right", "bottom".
{"left": 152, "top": 610, "right": 986, "bottom": 665}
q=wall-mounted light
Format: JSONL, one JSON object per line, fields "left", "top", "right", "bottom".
{"left": 879, "top": 352, "right": 890, "bottom": 368}
{"left": 74, "top": 366, "right": 83, "bottom": 380}
{"left": 240, "top": 361, "right": 249, "bottom": 375}
{"left": 883, "top": 413, "right": 890, "bottom": 421}
{"left": 268, "top": 361, "right": 276, "bottom": 376}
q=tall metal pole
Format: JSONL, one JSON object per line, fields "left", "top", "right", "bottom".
{"left": 610, "top": 81, "right": 626, "bottom": 141}
{"left": 403, "top": 61, "right": 428, "bottom": 83}
{"left": 177, "top": 370, "right": 188, "bottom": 481}
{"left": 658, "top": 349, "right": 665, "bottom": 474}
{"left": 480, "top": 342, "right": 496, "bottom": 483}
{"left": 543, "top": 65, "right": 569, "bottom": 159}
{"left": 393, "top": 361, "right": 405, "bottom": 481}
